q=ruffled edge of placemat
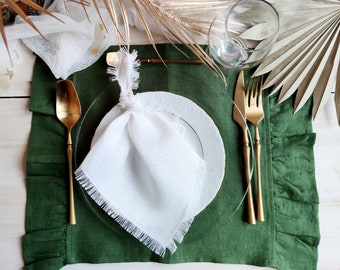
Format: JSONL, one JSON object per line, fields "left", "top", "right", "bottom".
{"left": 23, "top": 113, "right": 68, "bottom": 270}
{"left": 23, "top": 225, "right": 66, "bottom": 269}
{"left": 268, "top": 92, "right": 320, "bottom": 270}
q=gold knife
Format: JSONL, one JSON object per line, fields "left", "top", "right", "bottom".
{"left": 232, "top": 71, "right": 256, "bottom": 225}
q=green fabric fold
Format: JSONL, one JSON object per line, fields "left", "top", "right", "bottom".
{"left": 268, "top": 94, "right": 320, "bottom": 269}
{"left": 24, "top": 44, "right": 319, "bottom": 270}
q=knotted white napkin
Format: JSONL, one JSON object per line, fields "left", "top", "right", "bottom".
{"left": 75, "top": 48, "right": 207, "bottom": 256}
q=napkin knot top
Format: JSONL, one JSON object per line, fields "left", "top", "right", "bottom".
{"left": 107, "top": 48, "right": 142, "bottom": 110}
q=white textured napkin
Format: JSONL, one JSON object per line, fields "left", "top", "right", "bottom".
{"left": 1, "top": 0, "right": 116, "bottom": 80}
{"left": 21, "top": 0, "right": 117, "bottom": 79}
{"left": 75, "top": 48, "right": 207, "bottom": 256}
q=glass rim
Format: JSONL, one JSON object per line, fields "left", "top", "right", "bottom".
{"left": 225, "top": 0, "right": 280, "bottom": 53}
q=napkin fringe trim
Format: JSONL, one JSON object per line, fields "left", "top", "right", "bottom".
{"left": 75, "top": 168, "right": 191, "bottom": 257}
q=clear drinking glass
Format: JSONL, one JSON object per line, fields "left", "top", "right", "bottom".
{"left": 208, "top": 0, "right": 280, "bottom": 69}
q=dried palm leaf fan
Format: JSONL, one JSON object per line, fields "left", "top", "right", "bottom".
{"left": 254, "top": 0, "right": 340, "bottom": 125}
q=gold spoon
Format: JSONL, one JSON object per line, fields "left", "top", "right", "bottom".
{"left": 56, "top": 80, "right": 81, "bottom": 225}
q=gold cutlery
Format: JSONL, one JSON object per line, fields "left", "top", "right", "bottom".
{"left": 245, "top": 76, "right": 265, "bottom": 222}
{"left": 56, "top": 80, "right": 82, "bottom": 225}
{"left": 232, "top": 70, "right": 256, "bottom": 225}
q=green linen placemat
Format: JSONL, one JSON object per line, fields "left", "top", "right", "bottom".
{"left": 24, "top": 44, "right": 319, "bottom": 270}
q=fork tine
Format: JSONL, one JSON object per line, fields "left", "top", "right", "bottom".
{"left": 247, "top": 77, "right": 257, "bottom": 107}
{"left": 257, "top": 76, "right": 263, "bottom": 107}
{"left": 252, "top": 78, "right": 258, "bottom": 107}
{"left": 245, "top": 78, "right": 251, "bottom": 106}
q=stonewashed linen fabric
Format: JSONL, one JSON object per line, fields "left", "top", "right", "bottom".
{"left": 24, "top": 44, "right": 320, "bottom": 270}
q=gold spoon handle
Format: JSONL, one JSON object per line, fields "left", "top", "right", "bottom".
{"left": 67, "top": 132, "right": 76, "bottom": 225}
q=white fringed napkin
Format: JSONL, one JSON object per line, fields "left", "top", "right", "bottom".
{"left": 75, "top": 48, "right": 208, "bottom": 256}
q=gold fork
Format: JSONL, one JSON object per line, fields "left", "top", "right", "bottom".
{"left": 245, "top": 76, "right": 265, "bottom": 222}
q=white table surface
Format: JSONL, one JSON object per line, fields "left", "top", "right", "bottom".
{"left": 1, "top": 34, "right": 340, "bottom": 270}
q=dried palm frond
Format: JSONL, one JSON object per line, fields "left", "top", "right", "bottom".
{"left": 254, "top": 0, "right": 340, "bottom": 124}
